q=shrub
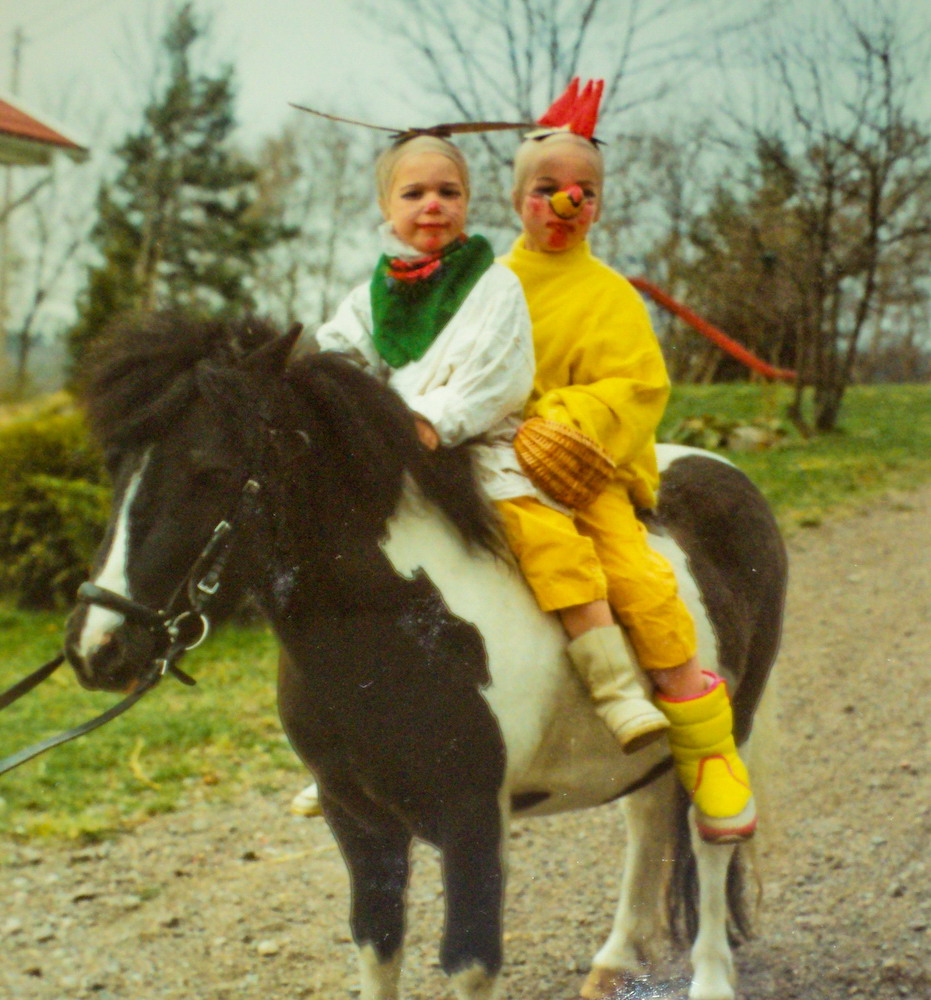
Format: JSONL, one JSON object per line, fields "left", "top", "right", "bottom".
{"left": 0, "top": 395, "right": 109, "bottom": 609}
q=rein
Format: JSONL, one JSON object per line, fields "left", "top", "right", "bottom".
{"left": 0, "top": 477, "right": 262, "bottom": 777}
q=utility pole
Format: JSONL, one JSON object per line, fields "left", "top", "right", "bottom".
{"left": 0, "top": 26, "right": 25, "bottom": 394}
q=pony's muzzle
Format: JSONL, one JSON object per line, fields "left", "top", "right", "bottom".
{"left": 65, "top": 610, "right": 161, "bottom": 693}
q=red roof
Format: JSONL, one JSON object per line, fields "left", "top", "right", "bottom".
{"left": 0, "top": 96, "right": 89, "bottom": 165}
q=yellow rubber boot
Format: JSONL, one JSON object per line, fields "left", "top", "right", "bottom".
{"left": 568, "top": 626, "right": 669, "bottom": 754}
{"left": 655, "top": 671, "right": 757, "bottom": 843}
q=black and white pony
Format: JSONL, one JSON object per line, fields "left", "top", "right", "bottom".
{"left": 65, "top": 316, "right": 787, "bottom": 1000}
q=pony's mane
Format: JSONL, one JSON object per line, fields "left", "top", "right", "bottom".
{"left": 83, "top": 311, "right": 277, "bottom": 449}
{"left": 82, "top": 312, "right": 501, "bottom": 554}
{"left": 285, "top": 351, "right": 503, "bottom": 556}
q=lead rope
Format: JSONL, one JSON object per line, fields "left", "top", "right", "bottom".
{"left": 0, "top": 477, "right": 263, "bottom": 777}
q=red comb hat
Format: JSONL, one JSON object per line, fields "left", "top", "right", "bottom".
{"left": 536, "top": 77, "right": 581, "bottom": 128}
{"left": 529, "top": 77, "right": 604, "bottom": 143}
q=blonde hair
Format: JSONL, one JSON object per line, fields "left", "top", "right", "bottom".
{"left": 511, "top": 132, "right": 604, "bottom": 205}
{"left": 375, "top": 135, "right": 470, "bottom": 212}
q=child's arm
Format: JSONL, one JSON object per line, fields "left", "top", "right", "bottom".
{"left": 407, "top": 267, "right": 534, "bottom": 447}
{"left": 531, "top": 279, "right": 669, "bottom": 468}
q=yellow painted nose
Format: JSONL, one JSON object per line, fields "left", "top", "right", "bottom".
{"left": 549, "top": 185, "right": 584, "bottom": 219}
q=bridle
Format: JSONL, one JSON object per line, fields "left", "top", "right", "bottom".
{"left": 0, "top": 476, "right": 263, "bottom": 776}
{"left": 79, "top": 475, "right": 263, "bottom": 676}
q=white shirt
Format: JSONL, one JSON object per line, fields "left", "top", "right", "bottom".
{"left": 295, "top": 241, "right": 546, "bottom": 503}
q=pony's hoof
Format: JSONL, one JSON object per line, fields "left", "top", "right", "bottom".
{"left": 579, "top": 966, "right": 635, "bottom": 999}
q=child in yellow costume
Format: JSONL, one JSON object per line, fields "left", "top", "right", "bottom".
{"left": 498, "top": 79, "right": 756, "bottom": 843}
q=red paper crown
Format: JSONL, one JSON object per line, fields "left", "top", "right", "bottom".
{"left": 533, "top": 77, "right": 604, "bottom": 142}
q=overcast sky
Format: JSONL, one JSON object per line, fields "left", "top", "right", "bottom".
{"left": 1, "top": 0, "right": 928, "bottom": 349}
{"left": 0, "top": 0, "right": 419, "bottom": 150}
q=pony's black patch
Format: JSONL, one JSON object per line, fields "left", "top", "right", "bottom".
{"left": 285, "top": 351, "right": 502, "bottom": 555}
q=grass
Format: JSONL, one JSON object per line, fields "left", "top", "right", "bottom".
{"left": 0, "top": 613, "right": 299, "bottom": 849}
{"left": 660, "top": 383, "right": 931, "bottom": 530}
{"left": 1, "top": 383, "right": 929, "bottom": 847}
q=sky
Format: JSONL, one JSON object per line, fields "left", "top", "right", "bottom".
{"left": 1, "top": 0, "right": 929, "bottom": 366}
{"left": 0, "top": 0, "right": 420, "bottom": 150}
{"left": 0, "top": 0, "right": 431, "bottom": 351}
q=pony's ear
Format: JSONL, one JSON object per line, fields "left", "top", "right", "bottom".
{"left": 243, "top": 323, "right": 304, "bottom": 374}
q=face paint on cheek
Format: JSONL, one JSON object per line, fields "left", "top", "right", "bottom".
{"left": 526, "top": 193, "right": 547, "bottom": 217}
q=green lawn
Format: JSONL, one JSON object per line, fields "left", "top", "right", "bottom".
{"left": 660, "top": 383, "right": 931, "bottom": 529}
{"left": 1, "top": 383, "right": 929, "bottom": 847}
{"left": 0, "top": 614, "right": 299, "bottom": 848}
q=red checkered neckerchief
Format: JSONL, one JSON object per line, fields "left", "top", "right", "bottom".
{"left": 386, "top": 235, "right": 467, "bottom": 285}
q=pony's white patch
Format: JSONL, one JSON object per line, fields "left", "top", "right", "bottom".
{"left": 585, "top": 772, "right": 677, "bottom": 986}
{"left": 380, "top": 485, "right": 567, "bottom": 784}
{"left": 655, "top": 442, "right": 735, "bottom": 472}
{"left": 78, "top": 451, "right": 150, "bottom": 657}
{"left": 357, "top": 943, "right": 402, "bottom": 1000}
{"left": 379, "top": 484, "right": 689, "bottom": 809}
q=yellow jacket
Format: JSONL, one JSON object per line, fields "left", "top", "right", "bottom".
{"left": 500, "top": 236, "right": 669, "bottom": 509}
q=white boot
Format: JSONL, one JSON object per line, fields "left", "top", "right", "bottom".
{"left": 290, "top": 781, "right": 323, "bottom": 817}
{"left": 568, "top": 626, "right": 668, "bottom": 753}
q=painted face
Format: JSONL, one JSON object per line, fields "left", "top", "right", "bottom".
{"left": 383, "top": 152, "right": 468, "bottom": 256}
{"left": 515, "top": 147, "right": 601, "bottom": 253}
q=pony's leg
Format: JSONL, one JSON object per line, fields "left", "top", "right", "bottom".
{"left": 324, "top": 797, "right": 412, "bottom": 1000}
{"left": 580, "top": 771, "right": 677, "bottom": 999}
{"left": 439, "top": 797, "right": 508, "bottom": 1000}
{"left": 687, "top": 808, "right": 736, "bottom": 1000}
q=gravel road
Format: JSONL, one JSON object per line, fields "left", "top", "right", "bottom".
{"left": 2, "top": 484, "right": 930, "bottom": 1000}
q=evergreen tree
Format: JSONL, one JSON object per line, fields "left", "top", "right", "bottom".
{"left": 69, "top": 3, "right": 288, "bottom": 367}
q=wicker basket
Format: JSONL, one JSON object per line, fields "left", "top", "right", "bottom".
{"left": 514, "top": 417, "right": 615, "bottom": 508}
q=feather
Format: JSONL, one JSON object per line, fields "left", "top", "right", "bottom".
{"left": 289, "top": 103, "right": 534, "bottom": 142}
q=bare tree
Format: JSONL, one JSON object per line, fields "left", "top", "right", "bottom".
{"left": 2, "top": 156, "right": 97, "bottom": 397}
{"left": 358, "top": 0, "right": 764, "bottom": 239}
{"left": 252, "top": 118, "right": 379, "bottom": 327}
{"left": 599, "top": 123, "right": 719, "bottom": 380}
{"left": 0, "top": 174, "right": 53, "bottom": 227}
{"left": 754, "top": 0, "right": 931, "bottom": 429}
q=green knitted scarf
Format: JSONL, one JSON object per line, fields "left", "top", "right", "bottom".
{"left": 370, "top": 234, "right": 495, "bottom": 368}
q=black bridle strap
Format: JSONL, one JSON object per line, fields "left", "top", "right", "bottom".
{"left": 75, "top": 583, "right": 165, "bottom": 629}
{"left": 0, "top": 477, "right": 262, "bottom": 777}
{"left": 0, "top": 654, "right": 65, "bottom": 711}
{"left": 0, "top": 672, "right": 161, "bottom": 777}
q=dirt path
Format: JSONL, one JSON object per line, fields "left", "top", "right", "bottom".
{"left": 3, "top": 485, "right": 930, "bottom": 1000}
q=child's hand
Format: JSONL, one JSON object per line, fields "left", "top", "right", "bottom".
{"left": 415, "top": 418, "right": 439, "bottom": 450}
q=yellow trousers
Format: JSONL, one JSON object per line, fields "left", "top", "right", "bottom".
{"left": 497, "top": 486, "right": 697, "bottom": 671}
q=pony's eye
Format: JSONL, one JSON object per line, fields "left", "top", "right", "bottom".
{"left": 190, "top": 466, "right": 233, "bottom": 489}
{"left": 186, "top": 450, "right": 234, "bottom": 490}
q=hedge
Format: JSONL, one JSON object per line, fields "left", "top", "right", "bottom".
{"left": 0, "top": 395, "right": 110, "bottom": 609}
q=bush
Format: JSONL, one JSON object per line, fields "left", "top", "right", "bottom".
{"left": 0, "top": 394, "right": 109, "bottom": 609}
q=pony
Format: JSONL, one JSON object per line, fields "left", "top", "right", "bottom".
{"left": 64, "top": 314, "right": 787, "bottom": 1000}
